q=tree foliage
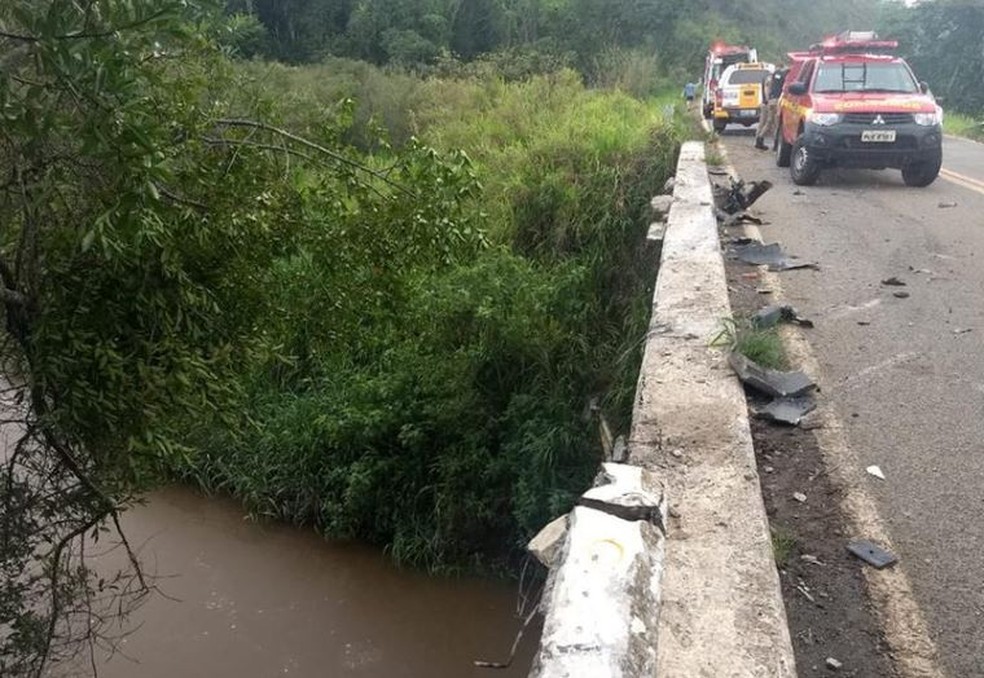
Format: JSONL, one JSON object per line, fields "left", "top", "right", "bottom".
{"left": 0, "top": 1, "right": 484, "bottom": 674}
{"left": 885, "top": 0, "right": 984, "bottom": 114}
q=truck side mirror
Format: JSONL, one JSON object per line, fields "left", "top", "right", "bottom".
{"left": 920, "top": 81, "right": 930, "bottom": 94}
{"left": 788, "top": 82, "right": 808, "bottom": 96}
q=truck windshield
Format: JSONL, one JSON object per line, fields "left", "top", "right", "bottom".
{"left": 726, "top": 69, "right": 768, "bottom": 85}
{"left": 813, "top": 62, "right": 918, "bottom": 93}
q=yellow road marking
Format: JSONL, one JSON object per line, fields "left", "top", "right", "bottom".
{"left": 940, "top": 167, "right": 984, "bottom": 195}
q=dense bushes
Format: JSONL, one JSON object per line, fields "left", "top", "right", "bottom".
{"left": 174, "top": 65, "right": 684, "bottom": 570}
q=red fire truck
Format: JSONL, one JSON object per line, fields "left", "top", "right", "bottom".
{"left": 702, "top": 42, "right": 758, "bottom": 119}
{"left": 775, "top": 31, "right": 943, "bottom": 187}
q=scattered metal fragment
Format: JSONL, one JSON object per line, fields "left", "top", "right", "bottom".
{"left": 800, "top": 554, "right": 825, "bottom": 566}
{"left": 728, "top": 352, "right": 817, "bottom": 399}
{"left": 796, "top": 581, "right": 816, "bottom": 603}
{"left": 715, "top": 177, "right": 774, "bottom": 214}
{"left": 893, "top": 291, "right": 910, "bottom": 299}
{"left": 881, "top": 277, "right": 906, "bottom": 287}
{"left": 866, "top": 465, "right": 886, "bottom": 480}
{"left": 847, "top": 540, "right": 898, "bottom": 569}
{"left": 938, "top": 201, "right": 958, "bottom": 209}
{"left": 826, "top": 657, "right": 843, "bottom": 671}
{"left": 727, "top": 240, "right": 819, "bottom": 272}
{"left": 793, "top": 492, "right": 807, "bottom": 503}
{"left": 757, "top": 397, "right": 818, "bottom": 426}
{"left": 751, "top": 304, "right": 815, "bottom": 329}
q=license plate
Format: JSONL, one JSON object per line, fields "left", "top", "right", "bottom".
{"left": 861, "top": 130, "right": 896, "bottom": 143}
{"left": 739, "top": 110, "right": 757, "bottom": 118}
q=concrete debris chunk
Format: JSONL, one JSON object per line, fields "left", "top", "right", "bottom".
{"left": 880, "top": 276, "right": 906, "bottom": 287}
{"left": 893, "top": 291, "right": 910, "bottom": 299}
{"left": 847, "top": 539, "right": 898, "bottom": 569}
{"left": 792, "top": 492, "right": 807, "bottom": 503}
{"left": 865, "top": 465, "right": 886, "bottom": 480}
{"left": 650, "top": 195, "right": 674, "bottom": 218}
{"left": 826, "top": 656, "right": 843, "bottom": 671}
{"left": 728, "top": 352, "right": 817, "bottom": 399}
{"left": 612, "top": 435, "right": 628, "bottom": 463}
{"left": 662, "top": 176, "right": 676, "bottom": 194}
{"left": 953, "top": 327, "right": 973, "bottom": 335}
{"left": 527, "top": 515, "right": 570, "bottom": 568}
{"left": 757, "top": 397, "right": 817, "bottom": 426}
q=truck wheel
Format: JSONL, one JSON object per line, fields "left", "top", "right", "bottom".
{"left": 713, "top": 119, "right": 727, "bottom": 134}
{"left": 901, "top": 154, "right": 942, "bottom": 187}
{"left": 774, "top": 124, "right": 791, "bottom": 168}
{"left": 790, "top": 137, "right": 821, "bottom": 186}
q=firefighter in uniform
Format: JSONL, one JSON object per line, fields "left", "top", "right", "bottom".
{"left": 755, "top": 64, "right": 788, "bottom": 150}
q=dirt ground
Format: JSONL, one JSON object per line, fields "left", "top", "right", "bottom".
{"left": 722, "top": 196, "right": 899, "bottom": 677}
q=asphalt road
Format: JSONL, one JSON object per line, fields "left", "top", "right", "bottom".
{"left": 719, "top": 128, "right": 984, "bottom": 678}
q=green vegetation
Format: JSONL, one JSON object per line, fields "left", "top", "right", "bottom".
{"left": 945, "top": 111, "right": 984, "bottom": 143}
{"left": 171, "top": 61, "right": 683, "bottom": 570}
{"left": 885, "top": 0, "right": 984, "bottom": 117}
{"left": 1, "top": 3, "right": 684, "bottom": 672}
{"left": 223, "top": 0, "right": 883, "bottom": 74}
{"left": 771, "top": 525, "right": 798, "bottom": 568}
{"left": 713, "top": 318, "right": 788, "bottom": 371}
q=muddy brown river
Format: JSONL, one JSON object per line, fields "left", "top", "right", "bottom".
{"left": 75, "top": 487, "right": 537, "bottom": 678}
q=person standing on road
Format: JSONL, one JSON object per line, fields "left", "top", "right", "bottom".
{"left": 755, "top": 64, "right": 788, "bottom": 150}
{"left": 683, "top": 81, "right": 697, "bottom": 108}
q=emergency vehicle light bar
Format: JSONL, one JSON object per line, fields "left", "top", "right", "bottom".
{"left": 809, "top": 30, "right": 898, "bottom": 55}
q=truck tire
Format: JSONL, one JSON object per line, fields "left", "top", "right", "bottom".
{"left": 901, "top": 154, "right": 942, "bottom": 187}
{"left": 790, "top": 136, "right": 821, "bottom": 186}
{"left": 774, "top": 123, "right": 791, "bottom": 168}
{"left": 713, "top": 119, "right": 727, "bottom": 134}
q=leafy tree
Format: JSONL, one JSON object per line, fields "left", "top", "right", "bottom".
{"left": 0, "top": 1, "right": 480, "bottom": 674}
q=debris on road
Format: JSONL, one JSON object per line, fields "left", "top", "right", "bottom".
{"left": 847, "top": 540, "right": 898, "bottom": 569}
{"left": 757, "top": 397, "right": 817, "bottom": 426}
{"left": 729, "top": 352, "right": 817, "bottom": 399}
{"left": 708, "top": 166, "right": 729, "bottom": 176}
{"left": 953, "top": 327, "right": 973, "bottom": 335}
{"left": 865, "top": 465, "right": 886, "bottom": 481}
{"left": 880, "top": 277, "right": 906, "bottom": 287}
{"left": 662, "top": 176, "right": 675, "bottom": 194}
{"left": 715, "top": 208, "right": 764, "bottom": 228}
{"left": 938, "top": 201, "right": 958, "bottom": 209}
{"left": 714, "top": 177, "right": 773, "bottom": 214}
{"left": 793, "top": 492, "right": 807, "bottom": 503}
{"left": 751, "top": 304, "right": 815, "bottom": 329}
{"left": 800, "top": 554, "right": 824, "bottom": 566}
{"left": 826, "top": 657, "right": 843, "bottom": 671}
{"left": 893, "top": 291, "right": 910, "bottom": 299}
{"left": 857, "top": 320, "right": 871, "bottom": 326}
{"left": 727, "top": 240, "right": 820, "bottom": 272}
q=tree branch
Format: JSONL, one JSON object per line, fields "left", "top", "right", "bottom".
{"left": 213, "top": 119, "right": 417, "bottom": 197}
{"left": 0, "top": 9, "right": 172, "bottom": 43}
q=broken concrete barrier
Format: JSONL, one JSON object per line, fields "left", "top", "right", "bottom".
{"left": 529, "top": 463, "right": 667, "bottom": 678}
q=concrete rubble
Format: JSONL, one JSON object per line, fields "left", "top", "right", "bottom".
{"left": 529, "top": 463, "right": 667, "bottom": 678}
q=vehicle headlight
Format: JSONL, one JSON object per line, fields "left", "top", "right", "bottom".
{"left": 809, "top": 112, "right": 842, "bottom": 126}
{"left": 913, "top": 109, "right": 942, "bottom": 126}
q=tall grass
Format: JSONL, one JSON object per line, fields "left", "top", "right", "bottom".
{"left": 945, "top": 110, "right": 984, "bottom": 142}
{"left": 173, "top": 60, "right": 685, "bottom": 572}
